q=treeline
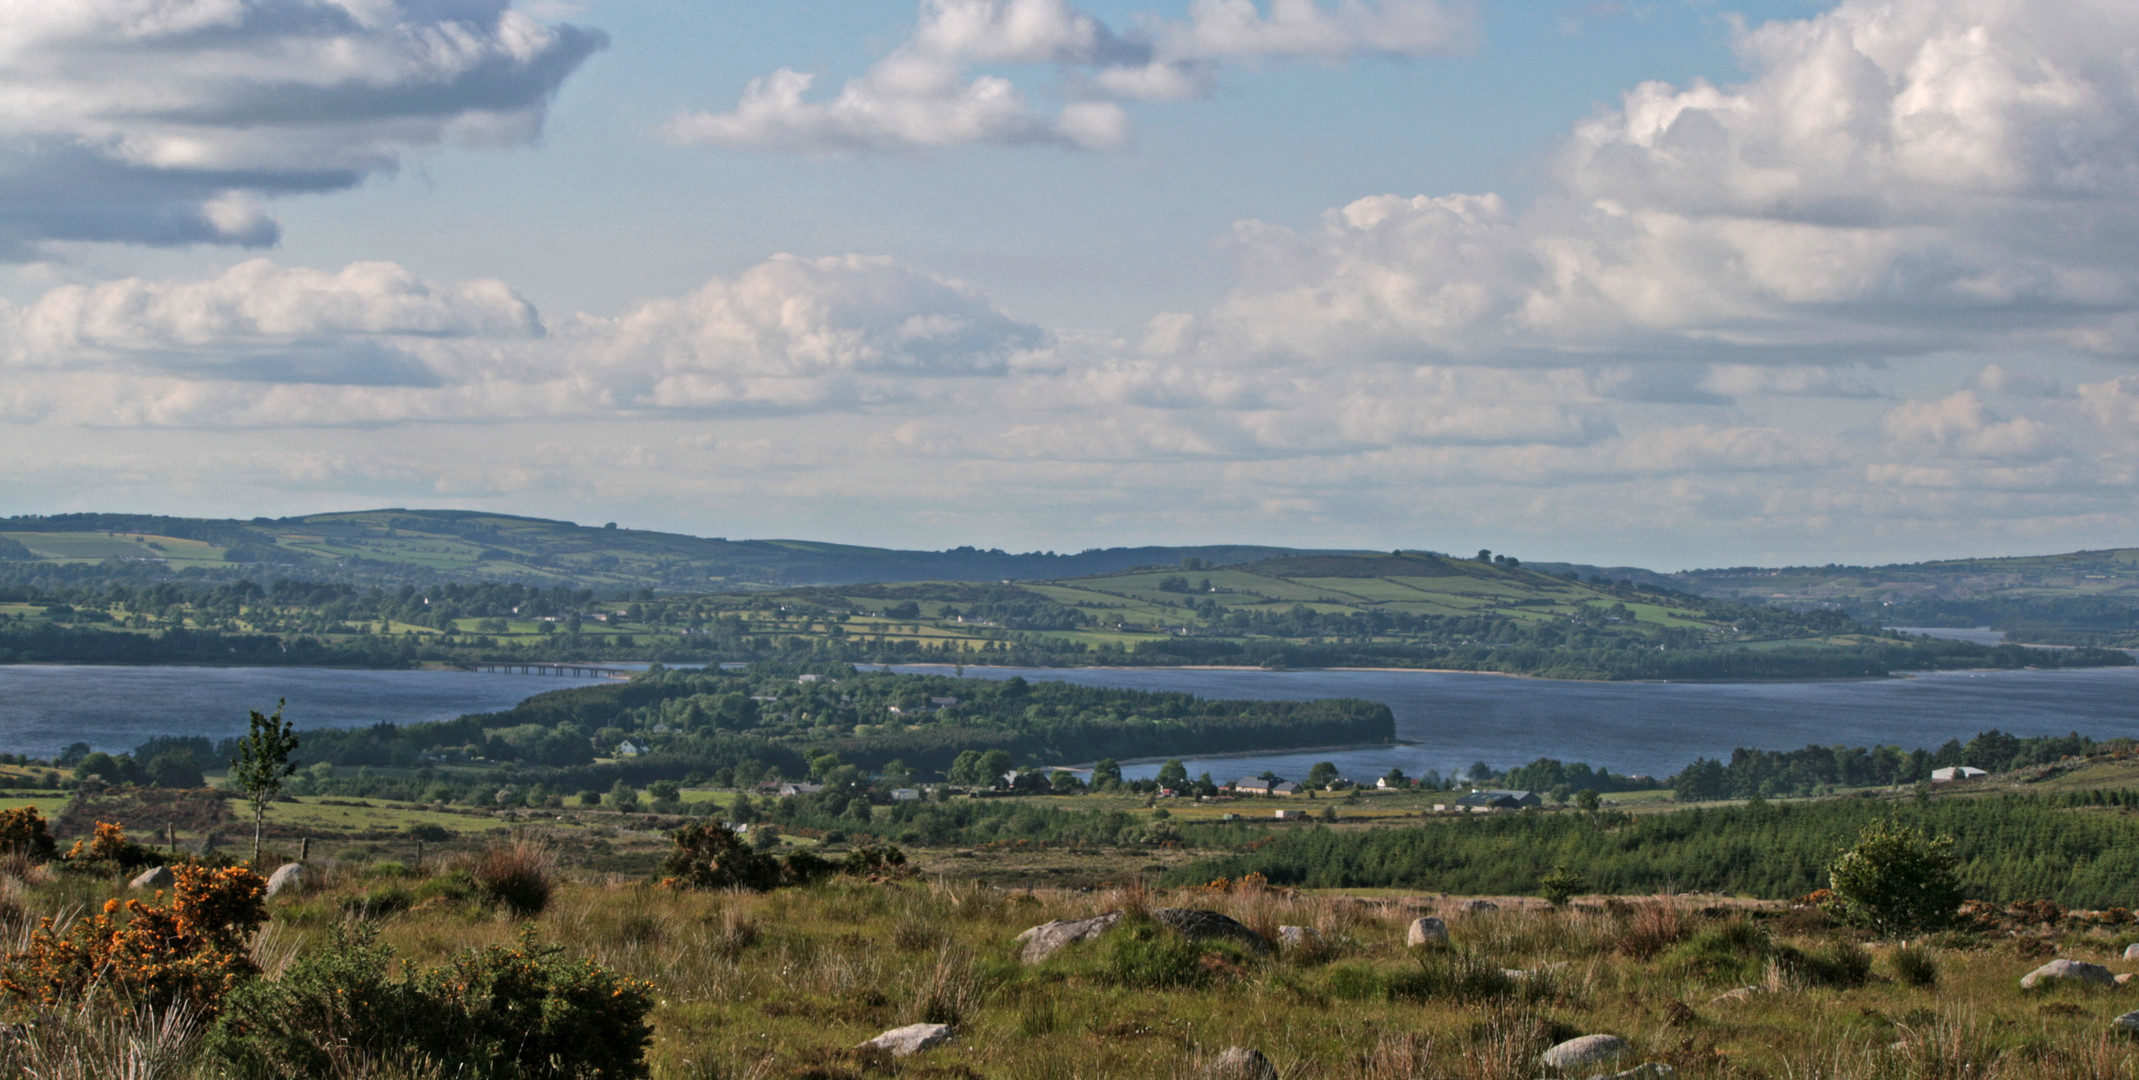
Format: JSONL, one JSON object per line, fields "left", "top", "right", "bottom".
{"left": 1168, "top": 794, "right": 2139, "bottom": 908}
{"left": 1874, "top": 596, "right": 2139, "bottom": 646}
{"left": 1674, "top": 730, "right": 2094, "bottom": 800}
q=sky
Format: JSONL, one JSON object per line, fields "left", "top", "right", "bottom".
{"left": 2, "top": 0, "right": 2138, "bottom": 570}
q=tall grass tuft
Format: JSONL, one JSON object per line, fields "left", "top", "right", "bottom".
{"left": 907, "top": 944, "right": 991, "bottom": 1026}
{"left": 0, "top": 999, "right": 200, "bottom": 1080}
{"left": 1889, "top": 944, "right": 1940, "bottom": 988}
{"left": 466, "top": 840, "right": 556, "bottom": 917}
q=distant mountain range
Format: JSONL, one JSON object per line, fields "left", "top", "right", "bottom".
{"left": 2, "top": 509, "right": 2133, "bottom": 645}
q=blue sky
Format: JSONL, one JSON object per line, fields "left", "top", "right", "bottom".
{"left": 2, "top": 0, "right": 2136, "bottom": 569}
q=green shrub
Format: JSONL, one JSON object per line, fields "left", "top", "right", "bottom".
{"left": 1323, "top": 962, "right": 1383, "bottom": 1001}
{"left": 209, "top": 926, "right": 655, "bottom": 1080}
{"left": 208, "top": 925, "right": 421, "bottom": 1078}
{"left": 1538, "top": 864, "right": 1586, "bottom": 906}
{"left": 338, "top": 884, "right": 414, "bottom": 920}
{"left": 1825, "top": 820, "right": 1962, "bottom": 939}
{"left": 413, "top": 869, "right": 479, "bottom": 905}
{"left": 662, "top": 822, "right": 781, "bottom": 891}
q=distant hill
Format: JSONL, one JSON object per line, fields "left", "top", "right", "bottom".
{"left": 0, "top": 509, "right": 1353, "bottom": 591}
{"left": 1531, "top": 550, "right": 2139, "bottom": 647}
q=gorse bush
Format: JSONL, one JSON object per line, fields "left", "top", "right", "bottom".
{"left": 58, "top": 819, "right": 157, "bottom": 874}
{"left": 0, "top": 806, "right": 56, "bottom": 861}
{"left": 0, "top": 863, "right": 267, "bottom": 1015}
{"left": 662, "top": 822, "right": 782, "bottom": 890}
{"left": 210, "top": 925, "right": 656, "bottom": 1080}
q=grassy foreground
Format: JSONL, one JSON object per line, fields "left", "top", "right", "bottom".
{"left": 11, "top": 853, "right": 2139, "bottom": 1079}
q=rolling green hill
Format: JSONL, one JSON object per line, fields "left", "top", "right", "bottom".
{"left": 0, "top": 509, "right": 1340, "bottom": 591}
{"left": 4, "top": 548, "right": 2122, "bottom": 680}
{"left": 1533, "top": 548, "right": 2139, "bottom": 647}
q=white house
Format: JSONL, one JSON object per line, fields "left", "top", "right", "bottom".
{"left": 1931, "top": 766, "right": 1990, "bottom": 782}
{"left": 613, "top": 740, "right": 644, "bottom": 757}
{"left": 775, "top": 782, "right": 824, "bottom": 797}
{"left": 890, "top": 788, "right": 921, "bottom": 802}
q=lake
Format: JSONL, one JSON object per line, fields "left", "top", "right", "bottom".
{"left": 0, "top": 665, "right": 615, "bottom": 758}
{"left": 887, "top": 664, "right": 2139, "bottom": 783}
{"left": 3, "top": 662, "right": 2135, "bottom": 783}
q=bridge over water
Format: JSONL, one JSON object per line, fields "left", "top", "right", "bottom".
{"left": 454, "top": 662, "right": 635, "bottom": 680}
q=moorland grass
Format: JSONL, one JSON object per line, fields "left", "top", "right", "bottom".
{"left": 8, "top": 858, "right": 2139, "bottom": 1079}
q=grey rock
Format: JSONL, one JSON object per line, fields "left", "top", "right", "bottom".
{"left": 1460, "top": 899, "right": 1499, "bottom": 913}
{"left": 1151, "top": 908, "right": 1273, "bottom": 954}
{"left": 265, "top": 862, "right": 305, "bottom": 897}
{"left": 1540, "top": 1034, "right": 1628, "bottom": 1070}
{"left": 2126, "top": 943, "right": 2139, "bottom": 961}
{"left": 1204, "top": 1046, "right": 1278, "bottom": 1080}
{"left": 859, "top": 1023, "right": 955, "bottom": 1057}
{"left": 1277, "top": 925, "right": 1319, "bottom": 948}
{"left": 128, "top": 866, "right": 175, "bottom": 890}
{"left": 1015, "top": 912, "right": 1123, "bottom": 963}
{"left": 2020, "top": 958, "right": 2115, "bottom": 989}
{"left": 1406, "top": 916, "right": 1449, "bottom": 947}
{"left": 2114, "top": 1010, "right": 2139, "bottom": 1032}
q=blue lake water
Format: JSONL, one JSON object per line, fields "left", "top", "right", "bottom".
{"left": 3, "top": 662, "right": 2136, "bottom": 784}
{"left": 0, "top": 665, "right": 614, "bottom": 758}
{"left": 887, "top": 664, "right": 2139, "bottom": 784}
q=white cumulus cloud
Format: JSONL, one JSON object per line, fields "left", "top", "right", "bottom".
{"left": 1201, "top": 0, "right": 2139, "bottom": 364}
{"left": 0, "top": 0, "right": 604, "bottom": 254}
{"left": 667, "top": 0, "right": 1471, "bottom": 155}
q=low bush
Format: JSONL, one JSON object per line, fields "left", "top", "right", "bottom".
{"left": 0, "top": 806, "right": 56, "bottom": 861}
{"left": 663, "top": 822, "right": 782, "bottom": 890}
{"left": 1665, "top": 918, "right": 1772, "bottom": 984}
{"left": 209, "top": 925, "right": 656, "bottom": 1080}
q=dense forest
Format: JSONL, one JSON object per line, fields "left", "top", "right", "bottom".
{"left": 1167, "top": 791, "right": 2139, "bottom": 908}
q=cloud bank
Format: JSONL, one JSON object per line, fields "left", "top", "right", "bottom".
{"left": 0, "top": 0, "right": 605, "bottom": 254}
{"left": 8, "top": 0, "right": 2139, "bottom": 562}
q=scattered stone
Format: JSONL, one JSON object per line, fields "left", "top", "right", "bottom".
{"left": 264, "top": 863, "right": 304, "bottom": 897}
{"left": 2120, "top": 973, "right": 2134, "bottom": 987}
{"left": 1540, "top": 1034, "right": 1628, "bottom": 1071}
{"left": 1014, "top": 912, "right": 1123, "bottom": 963}
{"left": 2127, "top": 943, "right": 2139, "bottom": 961}
{"left": 1596, "top": 1065, "right": 1675, "bottom": 1080}
{"left": 2021, "top": 959, "right": 2116, "bottom": 990}
{"left": 128, "top": 866, "right": 174, "bottom": 890}
{"left": 859, "top": 1023, "right": 955, "bottom": 1058}
{"left": 1460, "top": 899, "right": 1499, "bottom": 914}
{"left": 1203, "top": 1046, "right": 1278, "bottom": 1080}
{"left": 1278, "top": 925, "right": 1320, "bottom": 948}
{"left": 1406, "top": 916, "right": 1449, "bottom": 947}
{"left": 2114, "top": 1010, "right": 2139, "bottom": 1033}
{"left": 1152, "top": 908, "right": 1273, "bottom": 954}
